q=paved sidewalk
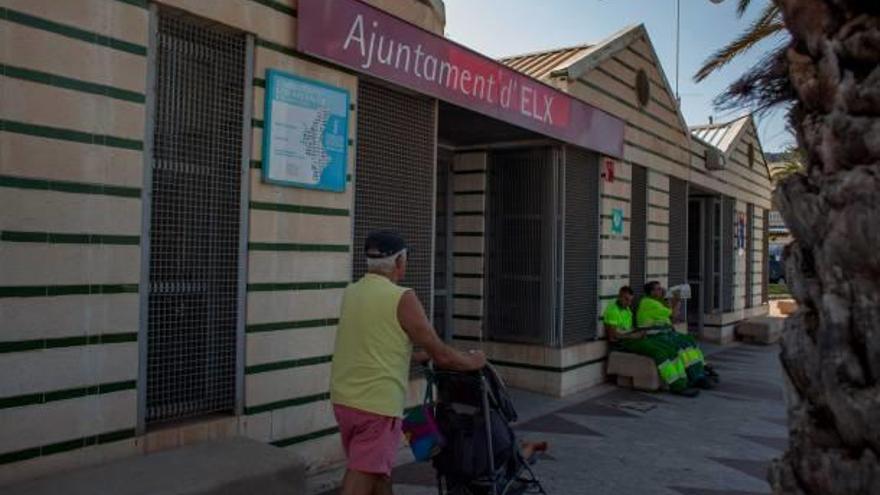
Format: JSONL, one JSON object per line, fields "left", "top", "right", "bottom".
{"left": 324, "top": 342, "right": 789, "bottom": 495}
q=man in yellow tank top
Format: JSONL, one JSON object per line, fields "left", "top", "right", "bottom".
{"left": 331, "top": 231, "right": 486, "bottom": 495}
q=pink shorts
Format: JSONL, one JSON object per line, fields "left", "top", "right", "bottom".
{"left": 333, "top": 404, "right": 402, "bottom": 476}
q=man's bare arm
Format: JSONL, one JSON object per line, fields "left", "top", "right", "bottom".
{"left": 397, "top": 291, "right": 485, "bottom": 371}
{"left": 606, "top": 324, "right": 645, "bottom": 341}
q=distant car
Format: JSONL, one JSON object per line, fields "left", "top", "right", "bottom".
{"left": 768, "top": 258, "right": 785, "bottom": 284}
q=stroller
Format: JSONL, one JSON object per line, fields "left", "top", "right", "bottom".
{"left": 426, "top": 365, "right": 548, "bottom": 495}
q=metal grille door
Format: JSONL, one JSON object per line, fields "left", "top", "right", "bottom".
{"left": 630, "top": 165, "right": 647, "bottom": 298}
{"left": 146, "top": 12, "right": 247, "bottom": 422}
{"left": 668, "top": 178, "right": 687, "bottom": 287}
{"left": 562, "top": 148, "right": 599, "bottom": 345}
{"left": 486, "top": 148, "right": 556, "bottom": 344}
{"left": 353, "top": 81, "right": 436, "bottom": 308}
{"left": 762, "top": 209, "right": 770, "bottom": 303}
{"left": 686, "top": 199, "right": 703, "bottom": 330}
{"left": 433, "top": 148, "right": 453, "bottom": 340}
{"left": 722, "top": 197, "right": 735, "bottom": 312}
{"left": 745, "top": 204, "right": 755, "bottom": 308}
{"left": 711, "top": 199, "right": 723, "bottom": 311}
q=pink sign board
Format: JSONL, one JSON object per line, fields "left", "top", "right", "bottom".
{"left": 297, "top": 0, "right": 625, "bottom": 158}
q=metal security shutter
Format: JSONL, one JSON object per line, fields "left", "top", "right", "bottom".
{"left": 562, "top": 147, "right": 599, "bottom": 345}
{"left": 146, "top": 12, "right": 247, "bottom": 423}
{"left": 667, "top": 178, "right": 688, "bottom": 325}
{"left": 353, "top": 81, "right": 436, "bottom": 309}
{"left": 630, "top": 165, "right": 647, "bottom": 298}
{"left": 745, "top": 203, "right": 755, "bottom": 308}
{"left": 433, "top": 148, "right": 453, "bottom": 340}
{"left": 486, "top": 148, "right": 556, "bottom": 344}
{"left": 710, "top": 199, "right": 723, "bottom": 311}
{"left": 722, "top": 197, "right": 735, "bottom": 312}
{"left": 668, "top": 178, "right": 687, "bottom": 287}
{"left": 762, "top": 208, "right": 770, "bottom": 303}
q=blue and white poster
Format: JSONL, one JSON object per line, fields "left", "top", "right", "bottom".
{"left": 262, "top": 70, "right": 349, "bottom": 192}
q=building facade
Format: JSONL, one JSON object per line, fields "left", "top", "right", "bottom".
{"left": 0, "top": 0, "right": 771, "bottom": 484}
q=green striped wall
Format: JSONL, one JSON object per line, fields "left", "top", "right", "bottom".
{"left": 0, "top": 3, "right": 148, "bottom": 471}
{"left": 242, "top": 6, "right": 356, "bottom": 459}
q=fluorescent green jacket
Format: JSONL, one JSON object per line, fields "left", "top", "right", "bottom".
{"left": 636, "top": 297, "right": 673, "bottom": 328}
{"left": 603, "top": 301, "right": 634, "bottom": 333}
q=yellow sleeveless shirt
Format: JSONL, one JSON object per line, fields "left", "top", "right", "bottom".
{"left": 330, "top": 273, "right": 412, "bottom": 417}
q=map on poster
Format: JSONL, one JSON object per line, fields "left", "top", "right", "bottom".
{"left": 262, "top": 70, "right": 349, "bottom": 191}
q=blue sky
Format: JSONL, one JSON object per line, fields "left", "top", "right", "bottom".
{"left": 444, "top": 0, "right": 793, "bottom": 152}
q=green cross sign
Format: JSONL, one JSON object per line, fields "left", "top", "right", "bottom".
{"left": 611, "top": 208, "right": 624, "bottom": 235}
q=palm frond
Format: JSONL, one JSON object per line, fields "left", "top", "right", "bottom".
{"left": 770, "top": 160, "right": 805, "bottom": 182}
{"left": 712, "top": 44, "right": 794, "bottom": 115}
{"left": 694, "top": 2, "right": 783, "bottom": 82}
{"left": 736, "top": 0, "right": 753, "bottom": 17}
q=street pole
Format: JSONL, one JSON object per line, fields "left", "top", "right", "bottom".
{"left": 675, "top": 0, "right": 680, "bottom": 103}
{"left": 678, "top": 0, "right": 726, "bottom": 104}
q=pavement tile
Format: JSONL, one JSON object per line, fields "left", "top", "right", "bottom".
{"left": 316, "top": 343, "right": 788, "bottom": 494}
{"left": 515, "top": 413, "right": 604, "bottom": 436}
{"left": 708, "top": 457, "right": 772, "bottom": 482}
{"left": 737, "top": 434, "right": 789, "bottom": 451}
{"left": 760, "top": 417, "right": 789, "bottom": 427}
{"left": 706, "top": 381, "right": 783, "bottom": 402}
{"left": 595, "top": 387, "right": 670, "bottom": 404}
{"left": 558, "top": 400, "right": 639, "bottom": 418}
{"left": 392, "top": 461, "right": 438, "bottom": 487}
{"left": 669, "top": 486, "right": 770, "bottom": 495}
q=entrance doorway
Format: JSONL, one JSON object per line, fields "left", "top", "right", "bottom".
{"left": 435, "top": 101, "right": 600, "bottom": 347}
{"left": 687, "top": 191, "right": 734, "bottom": 334}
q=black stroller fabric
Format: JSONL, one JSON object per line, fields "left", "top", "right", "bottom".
{"left": 429, "top": 366, "right": 545, "bottom": 494}
{"left": 433, "top": 405, "right": 516, "bottom": 481}
{"left": 434, "top": 367, "right": 517, "bottom": 422}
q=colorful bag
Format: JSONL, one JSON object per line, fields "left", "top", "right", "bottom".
{"left": 402, "top": 382, "right": 444, "bottom": 462}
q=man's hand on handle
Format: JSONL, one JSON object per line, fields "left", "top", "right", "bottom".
{"left": 465, "top": 349, "right": 487, "bottom": 370}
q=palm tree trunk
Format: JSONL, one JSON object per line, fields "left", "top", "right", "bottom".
{"left": 770, "top": 1, "right": 880, "bottom": 494}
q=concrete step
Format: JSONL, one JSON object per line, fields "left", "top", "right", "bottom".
{"left": 736, "top": 316, "right": 784, "bottom": 345}
{"left": 2, "top": 437, "right": 305, "bottom": 495}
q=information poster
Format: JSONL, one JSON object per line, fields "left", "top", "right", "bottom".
{"left": 262, "top": 70, "right": 349, "bottom": 192}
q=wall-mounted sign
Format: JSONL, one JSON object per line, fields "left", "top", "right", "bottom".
{"left": 603, "top": 158, "right": 616, "bottom": 182}
{"left": 262, "top": 70, "right": 349, "bottom": 192}
{"left": 297, "top": 0, "right": 625, "bottom": 158}
{"left": 611, "top": 208, "right": 625, "bottom": 235}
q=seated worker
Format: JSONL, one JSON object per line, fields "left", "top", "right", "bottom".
{"left": 603, "top": 286, "right": 705, "bottom": 396}
{"left": 637, "top": 280, "right": 717, "bottom": 388}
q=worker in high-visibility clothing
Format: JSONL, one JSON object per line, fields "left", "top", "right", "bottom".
{"left": 603, "top": 285, "right": 711, "bottom": 397}
{"left": 636, "top": 280, "right": 717, "bottom": 389}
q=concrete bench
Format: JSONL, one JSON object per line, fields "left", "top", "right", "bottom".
{"left": 777, "top": 300, "right": 797, "bottom": 315}
{"left": 2, "top": 437, "right": 305, "bottom": 495}
{"left": 606, "top": 351, "right": 661, "bottom": 391}
{"left": 736, "top": 316, "right": 784, "bottom": 344}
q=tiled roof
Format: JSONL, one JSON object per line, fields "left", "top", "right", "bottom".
{"left": 499, "top": 44, "right": 594, "bottom": 80}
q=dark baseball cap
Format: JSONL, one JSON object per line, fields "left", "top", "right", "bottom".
{"left": 364, "top": 230, "right": 409, "bottom": 258}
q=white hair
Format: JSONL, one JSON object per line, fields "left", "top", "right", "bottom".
{"left": 366, "top": 249, "right": 407, "bottom": 274}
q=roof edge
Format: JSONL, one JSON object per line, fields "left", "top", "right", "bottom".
{"left": 498, "top": 42, "right": 595, "bottom": 63}
{"left": 553, "top": 24, "right": 645, "bottom": 78}
{"left": 559, "top": 23, "right": 691, "bottom": 142}
{"left": 720, "top": 116, "right": 751, "bottom": 158}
